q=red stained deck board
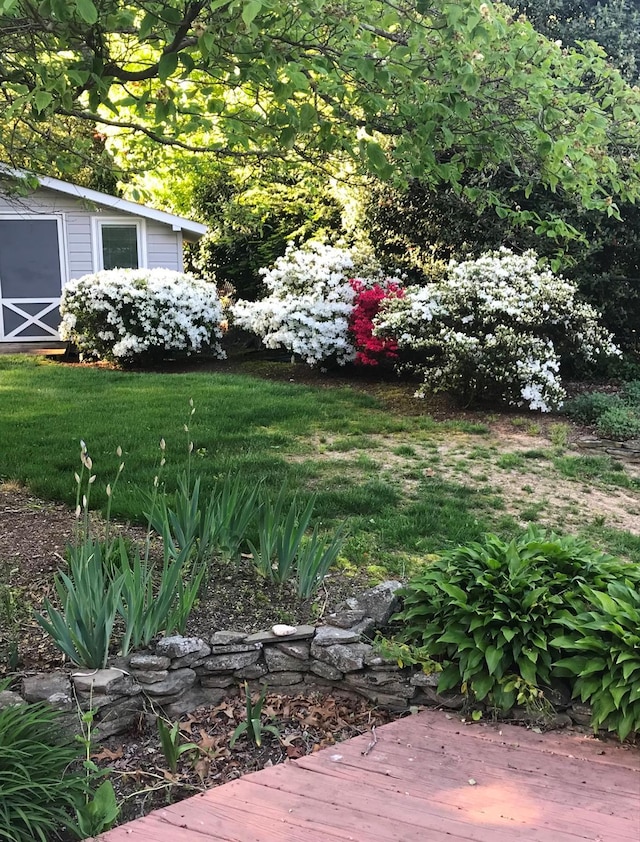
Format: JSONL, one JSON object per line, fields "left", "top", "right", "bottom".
{"left": 95, "top": 710, "right": 640, "bottom": 842}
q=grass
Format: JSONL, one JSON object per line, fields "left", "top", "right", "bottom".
{"left": 0, "top": 357, "right": 494, "bottom": 572}
{"left": 1, "top": 355, "right": 638, "bottom": 574}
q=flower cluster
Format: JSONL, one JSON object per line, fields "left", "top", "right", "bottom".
{"left": 232, "top": 241, "right": 385, "bottom": 366}
{"left": 375, "top": 249, "right": 619, "bottom": 411}
{"left": 59, "top": 268, "right": 225, "bottom": 364}
{"left": 348, "top": 279, "right": 405, "bottom": 366}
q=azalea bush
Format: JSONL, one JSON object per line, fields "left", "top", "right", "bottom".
{"left": 59, "top": 268, "right": 225, "bottom": 364}
{"left": 232, "top": 241, "right": 383, "bottom": 366}
{"left": 348, "top": 279, "right": 404, "bottom": 366}
{"left": 375, "top": 249, "right": 619, "bottom": 411}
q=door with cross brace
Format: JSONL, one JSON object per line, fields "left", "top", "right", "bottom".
{"left": 0, "top": 217, "right": 64, "bottom": 341}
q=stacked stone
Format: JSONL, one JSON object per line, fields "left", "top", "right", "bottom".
{"left": 0, "top": 580, "right": 594, "bottom": 737}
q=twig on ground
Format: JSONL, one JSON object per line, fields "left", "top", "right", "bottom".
{"left": 361, "top": 726, "right": 377, "bottom": 756}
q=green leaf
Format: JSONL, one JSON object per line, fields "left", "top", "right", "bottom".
{"left": 365, "top": 142, "right": 393, "bottom": 179}
{"left": 33, "top": 91, "right": 53, "bottom": 113}
{"left": 74, "top": 0, "right": 98, "bottom": 24}
{"left": 242, "top": 0, "right": 262, "bottom": 27}
{"left": 485, "top": 645, "right": 502, "bottom": 676}
{"left": 158, "top": 52, "right": 179, "bottom": 83}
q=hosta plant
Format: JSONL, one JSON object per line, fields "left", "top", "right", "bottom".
{"left": 553, "top": 582, "right": 640, "bottom": 741}
{"left": 59, "top": 268, "right": 225, "bottom": 364}
{"left": 392, "top": 529, "right": 637, "bottom": 710}
{"left": 374, "top": 248, "right": 619, "bottom": 411}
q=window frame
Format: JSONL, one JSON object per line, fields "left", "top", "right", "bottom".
{"left": 91, "top": 217, "right": 147, "bottom": 272}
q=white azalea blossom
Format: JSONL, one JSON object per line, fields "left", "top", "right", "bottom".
{"left": 374, "top": 248, "right": 619, "bottom": 412}
{"left": 59, "top": 268, "right": 225, "bottom": 364}
{"left": 232, "top": 241, "right": 384, "bottom": 366}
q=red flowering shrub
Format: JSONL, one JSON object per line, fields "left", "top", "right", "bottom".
{"left": 348, "top": 279, "right": 405, "bottom": 366}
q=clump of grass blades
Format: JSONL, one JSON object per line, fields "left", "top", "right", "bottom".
{"left": 0, "top": 695, "right": 89, "bottom": 841}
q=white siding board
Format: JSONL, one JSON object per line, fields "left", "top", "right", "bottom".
{"left": 145, "top": 221, "right": 181, "bottom": 271}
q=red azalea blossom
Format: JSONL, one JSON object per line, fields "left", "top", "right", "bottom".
{"left": 348, "top": 278, "right": 404, "bottom": 366}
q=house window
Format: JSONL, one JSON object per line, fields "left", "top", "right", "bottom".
{"left": 92, "top": 218, "right": 146, "bottom": 271}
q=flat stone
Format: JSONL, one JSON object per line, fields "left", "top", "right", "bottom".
{"left": 0, "top": 690, "right": 24, "bottom": 709}
{"left": 45, "top": 691, "right": 74, "bottom": 711}
{"left": 415, "top": 687, "right": 466, "bottom": 710}
{"left": 170, "top": 643, "right": 212, "bottom": 668}
{"left": 155, "top": 636, "right": 207, "bottom": 659}
{"left": 569, "top": 703, "right": 593, "bottom": 726}
{"left": 344, "top": 672, "right": 414, "bottom": 698}
{"left": 128, "top": 653, "right": 171, "bottom": 670}
{"left": 210, "top": 630, "right": 247, "bottom": 646}
{"left": 275, "top": 641, "right": 310, "bottom": 660}
{"left": 347, "top": 581, "right": 403, "bottom": 626}
{"left": 351, "top": 617, "right": 377, "bottom": 639}
{"left": 264, "top": 648, "right": 310, "bottom": 672}
{"left": 245, "top": 625, "right": 315, "bottom": 644}
{"left": 364, "top": 651, "right": 397, "bottom": 668}
{"left": 311, "top": 642, "right": 373, "bottom": 672}
{"left": 309, "top": 660, "right": 343, "bottom": 681}
{"left": 410, "top": 672, "right": 441, "bottom": 687}
{"left": 160, "top": 686, "right": 229, "bottom": 719}
{"left": 71, "top": 668, "right": 129, "bottom": 694}
{"left": 208, "top": 642, "right": 262, "bottom": 655}
{"left": 142, "top": 668, "right": 196, "bottom": 697}
{"left": 235, "top": 662, "right": 269, "bottom": 679}
{"left": 93, "top": 696, "right": 144, "bottom": 740}
{"left": 313, "top": 626, "right": 361, "bottom": 647}
{"left": 202, "top": 650, "right": 261, "bottom": 672}
{"left": 200, "top": 674, "right": 237, "bottom": 688}
{"left": 324, "top": 609, "right": 366, "bottom": 629}
{"left": 259, "top": 671, "right": 304, "bottom": 687}
{"left": 130, "top": 669, "right": 170, "bottom": 685}
{"left": 22, "top": 672, "right": 71, "bottom": 703}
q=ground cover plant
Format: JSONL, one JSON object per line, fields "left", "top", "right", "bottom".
{"left": 563, "top": 382, "right": 640, "bottom": 440}
{"left": 0, "top": 692, "right": 90, "bottom": 841}
{"left": 390, "top": 530, "right": 640, "bottom": 738}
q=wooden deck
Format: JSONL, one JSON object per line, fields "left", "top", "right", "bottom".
{"left": 95, "top": 710, "right": 640, "bottom": 842}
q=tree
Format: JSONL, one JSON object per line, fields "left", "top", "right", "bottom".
{"left": 1, "top": 0, "right": 640, "bottom": 241}
{"left": 515, "top": 1, "right": 640, "bottom": 83}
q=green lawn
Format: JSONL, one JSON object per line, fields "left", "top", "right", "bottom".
{"left": 0, "top": 356, "right": 496, "bottom": 574}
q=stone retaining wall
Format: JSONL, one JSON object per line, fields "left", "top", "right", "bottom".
{"left": 1, "top": 581, "right": 592, "bottom": 737}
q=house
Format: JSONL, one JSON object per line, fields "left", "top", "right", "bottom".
{"left": 0, "top": 170, "right": 207, "bottom": 343}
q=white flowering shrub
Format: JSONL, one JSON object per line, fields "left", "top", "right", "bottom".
{"left": 375, "top": 249, "right": 620, "bottom": 411}
{"left": 59, "top": 268, "right": 225, "bottom": 364}
{"left": 232, "top": 241, "right": 383, "bottom": 366}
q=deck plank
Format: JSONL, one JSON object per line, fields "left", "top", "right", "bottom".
{"left": 95, "top": 710, "right": 640, "bottom": 842}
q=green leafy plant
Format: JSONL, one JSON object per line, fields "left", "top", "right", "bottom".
{"left": 373, "top": 634, "right": 442, "bottom": 674}
{"left": 295, "top": 524, "right": 347, "bottom": 599}
{"left": 393, "top": 529, "right": 637, "bottom": 709}
{"left": 249, "top": 488, "right": 315, "bottom": 584}
{"left": 0, "top": 691, "right": 89, "bottom": 841}
{"left": 34, "top": 537, "right": 124, "bottom": 668}
{"left": 205, "top": 473, "right": 262, "bottom": 561}
{"left": 157, "top": 717, "right": 198, "bottom": 774}
{"left": 596, "top": 406, "right": 640, "bottom": 440}
{"left": 553, "top": 581, "right": 640, "bottom": 740}
{"left": 74, "top": 703, "right": 119, "bottom": 837}
{"left": 621, "top": 379, "right": 640, "bottom": 407}
{"left": 230, "top": 682, "right": 280, "bottom": 748}
{"left": 562, "top": 391, "right": 622, "bottom": 424}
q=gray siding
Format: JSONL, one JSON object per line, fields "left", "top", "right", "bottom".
{"left": 0, "top": 187, "right": 183, "bottom": 281}
{"left": 146, "top": 221, "right": 182, "bottom": 271}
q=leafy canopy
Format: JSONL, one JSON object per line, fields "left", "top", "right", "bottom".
{"left": 2, "top": 0, "right": 640, "bottom": 237}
